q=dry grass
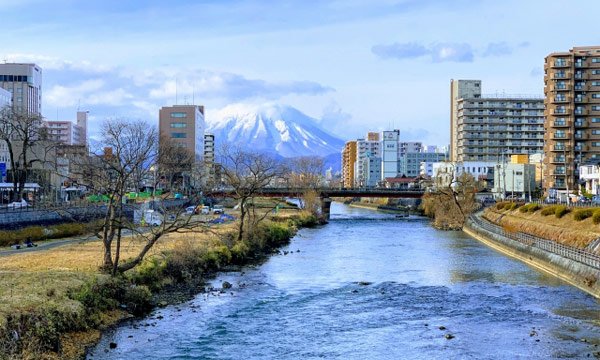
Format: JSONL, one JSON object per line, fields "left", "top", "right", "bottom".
{"left": 484, "top": 206, "right": 600, "bottom": 250}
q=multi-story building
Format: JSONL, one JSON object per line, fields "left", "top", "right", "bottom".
{"left": 579, "top": 159, "right": 600, "bottom": 195}
{"left": 46, "top": 111, "right": 88, "bottom": 146}
{"left": 450, "top": 80, "right": 481, "bottom": 161}
{"left": 204, "top": 133, "right": 215, "bottom": 164}
{"left": 355, "top": 137, "right": 381, "bottom": 187}
{"left": 341, "top": 140, "right": 357, "bottom": 188}
{"left": 382, "top": 130, "right": 400, "bottom": 179}
{"left": 360, "top": 156, "right": 381, "bottom": 188}
{"left": 399, "top": 151, "right": 447, "bottom": 178}
{"left": 432, "top": 161, "right": 495, "bottom": 188}
{"left": 159, "top": 105, "right": 205, "bottom": 162}
{"left": 0, "top": 88, "right": 10, "bottom": 179}
{"left": 0, "top": 63, "right": 42, "bottom": 115}
{"left": 492, "top": 163, "right": 536, "bottom": 200}
{"left": 544, "top": 46, "right": 600, "bottom": 192}
{"left": 399, "top": 141, "right": 422, "bottom": 157}
{"left": 451, "top": 80, "right": 544, "bottom": 163}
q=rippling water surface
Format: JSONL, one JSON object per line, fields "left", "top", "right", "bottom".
{"left": 89, "top": 203, "right": 600, "bottom": 359}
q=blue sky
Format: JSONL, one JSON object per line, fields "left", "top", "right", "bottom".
{"left": 1, "top": 0, "right": 599, "bottom": 146}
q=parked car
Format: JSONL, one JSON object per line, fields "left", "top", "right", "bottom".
{"left": 592, "top": 196, "right": 600, "bottom": 205}
{"left": 144, "top": 210, "right": 163, "bottom": 226}
{"left": 185, "top": 206, "right": 196, "bottom": 215}
{"left": 544, "top": 197, "right": 557, "bottom": 204}
{"left": 7, "top": 200, "right": 29, "bottom": 209}
{"left": 212, "top": 205, "right": 224, "bottom": 214}
{"left": 200, "top": 205, "right": 211, "bottom": 215}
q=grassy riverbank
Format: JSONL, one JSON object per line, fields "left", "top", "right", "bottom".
{"left": 483, "top": 203, "right": 600, "bottom": 250}
{"left": 0, "top": 210, "right": 318, "bottom": 359}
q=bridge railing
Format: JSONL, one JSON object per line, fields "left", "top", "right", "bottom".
{"left": 467, "top": 213, "right": 600, "bottom": 270}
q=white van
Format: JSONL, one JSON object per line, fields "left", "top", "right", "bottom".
{"left": 144, "top": 210, "right": 163, "bottom": 226}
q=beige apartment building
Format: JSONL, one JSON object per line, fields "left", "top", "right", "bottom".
{"left": 158, "top": 105, "right": 206, "bottom": 162}
{"left": 46, "top": 111, "right": 88, "bottom": 146}
{"left": 544, "top": 46, "right": 600, "bottom": 191}
{"left": 451, "top": 80, "right": 544, "bottom": 163}
{"left": 342, "top": 140, "right": 357, "bottom": 188}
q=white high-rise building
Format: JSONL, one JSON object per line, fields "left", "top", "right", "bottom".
{"left": 354, "top": 137, "right": 381, "bottom": 187}
{"left": 382, "top": 130, "right": 400, "bottom": 179}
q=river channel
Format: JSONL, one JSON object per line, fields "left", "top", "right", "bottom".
{"left": 89, "top": 203, "right": 600, "bottom": 359}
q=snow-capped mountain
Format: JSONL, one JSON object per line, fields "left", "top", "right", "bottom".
{"left": 206, "top": 103, "right": 345, "bottom": 158}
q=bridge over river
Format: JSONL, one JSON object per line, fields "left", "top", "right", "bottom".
{"left": 210, "top": 188, "right": 426, "bottom": 219}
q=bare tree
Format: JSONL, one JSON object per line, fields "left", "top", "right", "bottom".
{"left": 157, "top": 135, "right": 194, "bottom": 193}
{"left": 219, "top": 146, "right": 284, "bottom": 242}
{"left": 288, "top": 156, "right": 324, "bottom": 214}
{"left": 0, "top": 106, "right": 56, "bottom": 202}
{"left": 70, "top": 119, "right": 207, "bottom": 274}
{"left": 422, "top": 168, "right": 480, "bottom": 230}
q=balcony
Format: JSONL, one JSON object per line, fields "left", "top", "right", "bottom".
{"left": 553, "top": 96, "right": 569, "bottom": 103}
{"left": 553, "top": 72, "right": 569, "bottom": 79}
{"left": 575, "top": 119, "right": 588, "bottom": 128}
{"left": 575, "top": 96, "right": 588, "bottom": 103}
{"left": 575, "top": 73, "right": 588, "bottom": 80}
{"left": 575, "top": 60, "right": 586, "bottom": 68}
{"left": 553, "top": 120, "right": 568, "bottom": 127}
{"left": 553, "top": 60, "right": 569, "bottom": 68}
{"left": 553, "top": 108, "right": 569, "bottom": 115}
{"left": 574, "top": 108, "right": 588, "bottom": 115}
{"left": 554, "top": 84, "right": 570, "bottom": 91}
{"left": 574, "top": 84, "right": 586, "bottom": 91}
{"left": 552, "top": 157, "right": 566, "bottom": 163}
{"left": 553, "top": 132, "right": 569, "bottom": 139}
{"left": 574, "top": 144, "right": 589, "bottom": 152}
{"left": 552, "top": 144, "right": 566, "bottom": 151}
{"left": 575, "top": 133, "right": 588, "bottom": 140}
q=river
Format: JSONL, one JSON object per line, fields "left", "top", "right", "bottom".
{"left": 89, "top": 203, "right": 600, "bottom": 359}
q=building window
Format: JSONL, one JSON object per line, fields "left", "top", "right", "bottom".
{"left": 592, "top": 81, "right": 600, "bottom": 86}
{"left": 170, "top": 122, "right": 187, "bottom": 128}
{"left": 593, "top": 58, "right": 600, "bottom": 63}
{"left": 592, "top": 130, "right": 600, "bottom": 135}
{"left": 593, "top": 70, "right": 600, "bottom": 75}
{"left": 171, "top": 132, "right": 187, "bottom": 138}
{"left": 594, "top": 106, "right": 600, "bottom": 111}
{"left": 593, "top": 142, "right": 600, "bottom": 147}
{"left": 593, "top": 118, "right": 600, "bottom": 123}
{"left": 593, "top": 94, "right": 600, "bottom": 99}
{"left": 170, "top": 112, "right": 187, "bottom": 118}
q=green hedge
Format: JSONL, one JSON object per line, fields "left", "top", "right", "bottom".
{"left": 555, "top": 205, "right": 570, "bottom": 219}
{"left": 573, "top": 208, "right": 597, "bottom": 221}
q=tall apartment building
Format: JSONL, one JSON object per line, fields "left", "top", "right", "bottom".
{"left": 544, "top": 46, "right": 600, "bottom": 191}
{"left": 46, "top": 111, "right": 88, "bottom": 146}
{"left": 450, "top": 80, "right": 481, "bottom": 161}
{"left": 451, "top": 80, "right": 544, "bottom": 163}
{"left": 0, "top": 63, "right": 42, "bottom": 115}
{"left": 0, "top": 88, "right": 10, "bottom": 179}
{"left": 399, "top": 141, "right": 422, "bottom": 156}
{"left": 355, "top": 136, "right": 382, "bottom": 187}
{"left": 382, "top": 130, "right": 400, "bottom": 179}
{"left": 159, "top": 105, "right": 206, "bottom": 162}
{"left": 341, "top": 140, "right": 357, "bottom": 187}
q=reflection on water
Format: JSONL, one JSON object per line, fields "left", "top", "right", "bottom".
{"left": 89, "top": 202, "right": 600, "bottom": 359}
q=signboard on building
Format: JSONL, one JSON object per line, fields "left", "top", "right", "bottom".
{"left": 0, "top": 163, "right": 5, "bottom": 178}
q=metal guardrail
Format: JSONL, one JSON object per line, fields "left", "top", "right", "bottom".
{"left": 467, "top": 213, "right": 600, "bottom": 270}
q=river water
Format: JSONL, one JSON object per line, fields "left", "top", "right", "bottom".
{"left": 89, "top": 203, "right": 600, "bottom": 359}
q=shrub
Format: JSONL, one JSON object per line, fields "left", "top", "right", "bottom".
{"left": 122, "top": 285, "right": 153, "bottom": 316}
{"left": 555, "top": 205, "right": 570, "bottom": 219}
{"left": 594, "top": 209, "right": 600, "bottom": 225}
{"left": 541, "top": 206, "right": 557, "bottom": 216}
{"left": 519, "top": 203, "right": 542, "bottom": 213}
{"left": 574, "top": 208, "right": 595, "bottom": 221}
{"left": 496, "top": 202, "right": 509, "bottom": 211}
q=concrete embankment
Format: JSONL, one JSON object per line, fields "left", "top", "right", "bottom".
{"left": 464, "top": 215, "right": 600, "bottom": 299}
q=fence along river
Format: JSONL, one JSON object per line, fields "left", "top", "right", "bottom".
{"left": 89, "top": 202, "right": 600, "bottom": 359}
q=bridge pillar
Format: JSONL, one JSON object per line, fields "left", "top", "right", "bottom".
{"left": 320, "top": 197, "right": 332, "bottom": 221}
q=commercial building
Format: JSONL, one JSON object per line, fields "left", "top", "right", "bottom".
{"left": 492, "top": 163, "right": 537, "bottom": 200}
{"left": 360, "top": 156, "right": 382, "bottom": 188}
{"left": 159, "top": 105, "right": 206, "bottom": 162}
{"left": 399, "top": 151, "right": 447, "bottom": 178}
{"left": 543, "top": 46, "right": 600, "bottom": 192}
{"left": 432, "top": 161, "right": 494, "bottom": 188}
{"left": 0, "top": 63, "right": 42, "bottom": 115}
{"left": 382, "top": 130, "right": 400, "bottom": 179}
{"left": 451, "top": 80, "right": 544, "bottom": 163}
{"left": 46, "top": 111, "right": 88, "bottom": 146}
{"left": 341, "top": 140, "right": 357, "bottom": 188}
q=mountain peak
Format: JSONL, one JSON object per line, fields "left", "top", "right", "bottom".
{"left": 207, "top": 103, "right": 344, "bottom": 158}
